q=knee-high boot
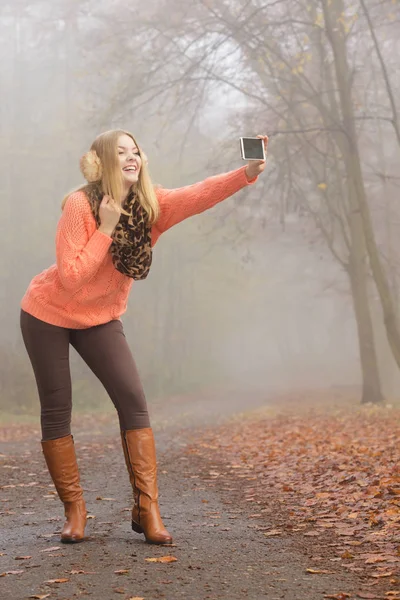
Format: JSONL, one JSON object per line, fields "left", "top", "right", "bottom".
{"left": 121, "top": 428, "right": 172, "bottom": 545}
{"left": 41, "top": 435, "right": 87, "bottom": 543}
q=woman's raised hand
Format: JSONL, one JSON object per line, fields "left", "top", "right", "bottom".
{"left": 98, "top": 195, "right": 121, "bottom": 236}
{"left": 245, "top": 135, "right": 269, "bottom": 181}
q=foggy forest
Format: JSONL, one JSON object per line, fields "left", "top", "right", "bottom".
{"left": 1, "top": 1, "right": 399, "bottom": 599}
{"left": 1, "top": 0, "right": 400, "bottom": 416}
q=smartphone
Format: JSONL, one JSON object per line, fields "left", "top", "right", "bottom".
{"left": 240, "top": 137, "right": 266, "bottom": 161}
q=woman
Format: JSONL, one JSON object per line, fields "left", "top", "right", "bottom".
{"left": 20, "top": 129, "right": 268, "bottom": 546}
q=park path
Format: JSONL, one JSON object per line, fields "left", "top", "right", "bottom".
{"left": 0, "top": 389, "right": 371, "bottom": 600}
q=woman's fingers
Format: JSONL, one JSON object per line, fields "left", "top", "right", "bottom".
{"left": 256, "top": 134, "right": 269, "bottom": 152}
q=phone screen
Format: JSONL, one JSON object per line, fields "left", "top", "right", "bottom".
{"left": 241, "top": 137, "right": 265, "bottom": 160}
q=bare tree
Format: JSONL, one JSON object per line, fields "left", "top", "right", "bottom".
{"left": 98, "top": 0, "right": 400, "bottom": 402}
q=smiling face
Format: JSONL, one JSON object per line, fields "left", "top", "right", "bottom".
{"left": 117, "top": 134, "right": 142, "bottom": 189}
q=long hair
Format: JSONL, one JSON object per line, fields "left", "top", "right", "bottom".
{"left": 61, "top": 129, "right": 159, "bottom": 224}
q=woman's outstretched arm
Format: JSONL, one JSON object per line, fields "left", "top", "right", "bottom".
{"left": 153, "top": 136, "right": 268, "bottom": 235}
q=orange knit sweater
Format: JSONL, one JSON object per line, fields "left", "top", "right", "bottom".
{"left": 21, "top": 166, "right": 256, "bottom": 328}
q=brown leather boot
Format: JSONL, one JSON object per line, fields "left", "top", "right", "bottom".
{"left": 121, "top": 428, "right": 172, "bottom": 545}
{"left": 41, "top": 435, "right": 87, "bottom": 543}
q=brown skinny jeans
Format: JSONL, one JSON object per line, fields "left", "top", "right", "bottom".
{"left": 20, "top": 310, "right": 150, "bottom": 441}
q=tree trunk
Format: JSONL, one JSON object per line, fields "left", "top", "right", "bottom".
{"left": 348, "top": 241, "right": 383, "bottom": 404}
{"left": 305, "top": 11, "right": 382, "bottom": 403}
{"left": 323, "top": 0, "right": 400, "bottom": 372}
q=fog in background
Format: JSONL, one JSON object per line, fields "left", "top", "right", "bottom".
{"left": 1, "top": 0, "right": 400, "bottom": 416}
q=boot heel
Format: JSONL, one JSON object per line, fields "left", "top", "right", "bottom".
{"left": 61, "top": 534, "right": 85, "bottom": 544}
{"left": 132, "top": 520, "right": 144, "bottom": 534}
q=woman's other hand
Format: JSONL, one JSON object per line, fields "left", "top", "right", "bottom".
{"left": 245, "top": 135, "right": 269, "bottom": 181}
{"left": 98, "top": 195, "right": 121, "bottom": 236}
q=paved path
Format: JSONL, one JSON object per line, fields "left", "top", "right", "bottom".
{"left": 0, "top": 390, "right": 367, "bottom": 599}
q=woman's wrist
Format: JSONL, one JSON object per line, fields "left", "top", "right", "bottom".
{"left": 245, "top": 164, "right": 260, "bottom": 182}
{"left": 98, "top": 225, "right": 114, "bottom": 237}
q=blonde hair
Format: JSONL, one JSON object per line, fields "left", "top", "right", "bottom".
{"left": 61, "top": 129, "right": 159, "bottom": 224}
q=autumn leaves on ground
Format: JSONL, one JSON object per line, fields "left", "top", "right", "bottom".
{"left": 186, "top": 392, "right": 400, "bottom": 600}
{"left": 0, "top": 390, "right": 399, "bottom": 600}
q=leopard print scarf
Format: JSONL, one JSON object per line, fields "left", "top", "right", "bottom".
{"left": 84, "top": 183, "right": 153, "bottom": 280}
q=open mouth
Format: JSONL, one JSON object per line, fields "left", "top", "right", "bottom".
{"left": 123, "top": 166, "right": 138, "bottom": 173}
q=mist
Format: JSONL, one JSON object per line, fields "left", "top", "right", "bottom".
{"left": 1, "top": 0, "right": 400, "bottom": 419}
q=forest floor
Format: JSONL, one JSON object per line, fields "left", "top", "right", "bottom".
{"left": 0, "top": 388, "right": 399, "bottom": 600}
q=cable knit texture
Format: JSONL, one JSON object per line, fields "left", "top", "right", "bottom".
{"left": 21, "top": 166, "right": 256, "bottom": 328}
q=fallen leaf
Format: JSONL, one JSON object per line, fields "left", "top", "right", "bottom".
{"left": 306, "top": 568, "right": 335, "bottom": 574}
{"left": 263, "top": 529, "right": 282, "bottom": 537}
{"left": 114, "top": 569, "right": 130, "bottom": 575}
{"left": 3, "top": 570, "right": 24, "bottom": 575}
{"left": 40, "top": 546, "right": 61, "bottom": 553}
{"left": 70, "top": 569, "right": 96, "bottom": 574}
{"left": 282, "top": 485, "right": 294, "bottom": 492}
{"left": 344, "top": 541, "right": 363, "bottom": 546}
{"left": 365, "top": 555, "right": 391, "bottom": 564}
{"left": 145, "top": 556, "right": 178, "bottom": 563}
{"left": 15, "top": 556, "right": 32, "bottom": 560}
{"left": 324, "top": 594, "right": 351, "bottom": 600}
{"left": 45, "top": 577, "right": 69, "bottom": 583}
{"left": 29, "top": 595, "right": 50, "bottom": 599}
{"left": 337, "top": 529, "right": 356, "bottom": 537}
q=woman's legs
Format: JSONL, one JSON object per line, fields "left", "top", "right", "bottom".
{"left": 71, "top": 319, "right": 172, "bottom": 544}
{"left": 20, "top": 310, "right": 86, "bottom": 542}
{"left": 70, "top": 319, "right": 150, "bottom": 430}
{"left": 20, "top": 310, "right": 72, "bottom": 440}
